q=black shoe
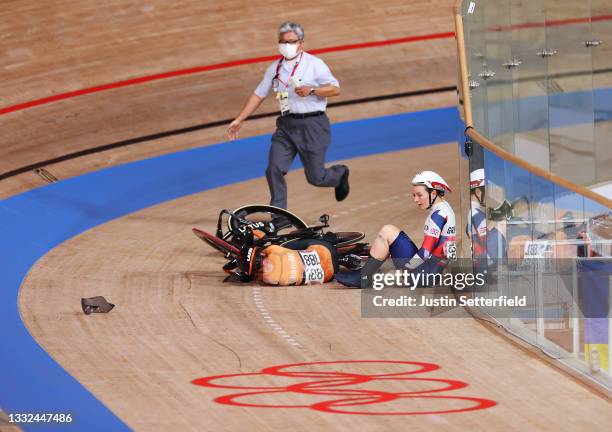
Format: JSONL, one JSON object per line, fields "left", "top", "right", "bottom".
{"left": 270, "top": 215, "right": 291, "bottom": 231}
{"left": 335, "top": 270, "right": 363, "bottom": 288}
{"left": 335, "top": 166, "right": 350, "bottom": 202}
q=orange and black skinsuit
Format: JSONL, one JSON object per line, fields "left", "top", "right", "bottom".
{"left": 241, "top": 239, "right": 338, "bottom": 285}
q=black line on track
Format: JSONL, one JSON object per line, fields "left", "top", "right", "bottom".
{"left": 0, "top": 86, "right": 456, "bottom": 181}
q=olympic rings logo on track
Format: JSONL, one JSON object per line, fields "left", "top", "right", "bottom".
{"left": 192, "top": 360, "right": 497, "bottom": 415}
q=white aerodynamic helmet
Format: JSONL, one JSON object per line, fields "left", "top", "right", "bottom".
{"left": 469, "top": 168, "right": 485, "bottom": 189}
{"left": 411, "top": 171, "right": 452, "bottom": 193}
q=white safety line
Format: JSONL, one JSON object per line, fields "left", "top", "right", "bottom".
{"left": 252, "top": 286, "right": 302, "bottom": 348}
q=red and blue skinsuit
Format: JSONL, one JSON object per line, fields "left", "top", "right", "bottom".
{"left": 390, "top": 200, "right": 457, "bottom": 273}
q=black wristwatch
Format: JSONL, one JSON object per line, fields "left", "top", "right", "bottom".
{"left": 309, "top": 88, "right": 316, "bottom": 96}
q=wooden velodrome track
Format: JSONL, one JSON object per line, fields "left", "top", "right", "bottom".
{"left": 2, "top": 1, "right": 611, "bottom": 431}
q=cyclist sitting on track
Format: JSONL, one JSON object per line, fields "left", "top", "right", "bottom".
{"left": 335, "top": 171, "right": 457, "bottom": 288}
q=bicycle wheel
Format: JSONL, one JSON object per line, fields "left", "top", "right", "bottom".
{"left": 193, "top": 228, "right": 240, "bottom": 257}
{"left": 229, "top": 204, "right": 308, "bottom": 236}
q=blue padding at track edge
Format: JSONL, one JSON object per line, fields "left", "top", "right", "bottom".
{"left": 0, "top": 107, "right": 461, "bottom": 431}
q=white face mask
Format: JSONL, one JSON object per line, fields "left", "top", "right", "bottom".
{"left": 278, "top": 42, "right": 299, "bottom": 59}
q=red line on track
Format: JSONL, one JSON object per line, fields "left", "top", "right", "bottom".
{"left": 0, "top": 31, "right": 455, "bottom": 116}
{"left": 2, "top": 13, "right": 611, "bottom": 117}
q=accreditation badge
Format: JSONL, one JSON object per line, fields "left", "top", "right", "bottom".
{"left": 276, "top": 91, "right": 290, "bottom": 114}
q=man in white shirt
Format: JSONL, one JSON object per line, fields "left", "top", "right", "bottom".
{"left": 226, "top": 22, "right": 350, "bottom": 209}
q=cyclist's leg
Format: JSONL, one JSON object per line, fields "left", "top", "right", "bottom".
{"left": 370, "top": 224, "right": 402, "bottom": 259}
{"left": 388, "top": 230, "right": 419, "bottom": 270}
{"left": 336, "top": 224, "right": 402, "bottom": 288}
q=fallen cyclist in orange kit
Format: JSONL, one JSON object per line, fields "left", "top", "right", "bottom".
{"left": 192, "top": 205, "right": 368, "bottom": 285}
{"left": 238, "top": 239, "right": 337, "bottom": 285}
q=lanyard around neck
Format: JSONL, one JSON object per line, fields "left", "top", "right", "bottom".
{"left": 273, "top": 51, "right": 303, "bottom": 90}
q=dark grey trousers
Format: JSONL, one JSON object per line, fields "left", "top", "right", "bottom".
{"left": 266, "top": 114, "right": 345, "bottom": 209}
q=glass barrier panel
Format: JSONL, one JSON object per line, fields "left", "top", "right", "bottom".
{"left": 464, "top": 1, "right": 489, "bottom": 135}
{"left": 511, "top": 0, "right": 551, "bottom": 171}
{"left": 592, "top": 0, "right": 612, "bottom": 184}
{"left": 544, "top": 185, "right": 585, "bottom": 358}
{"left": 484, "top": 0, "right": 514, "bottom": 152}
{"left": 460, "top": 0, "right": 612, "bottom": 388}
{"left": 507, "top": 159, "right": 540, "bottom": 346}
{"left": 472, "top": 142, "right": 611, "bottom": 385}
{"left": 579, "top": 196, "right": 611, "bottom": 380}
{"left": 546, "top": 0, "right": 596, "bottom": 186}
{"left": 482, "top": 148, "right": 513, "bottom": 321}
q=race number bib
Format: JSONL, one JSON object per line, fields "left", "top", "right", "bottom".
{"left": 445, "top": 241, "right": 457, "bottom": 261}
{"left": 299, "top": 250, "right": 325, "bottom": 284}
{"left": 524, "top": 241, "right": 551, "bottom": 259}
{"left": 276, "top": 91, "right": 290, "bottom": 114}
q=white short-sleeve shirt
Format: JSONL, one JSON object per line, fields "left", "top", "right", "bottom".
{"left": 254, "top": 51, "right": 339, "bottom": 114}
